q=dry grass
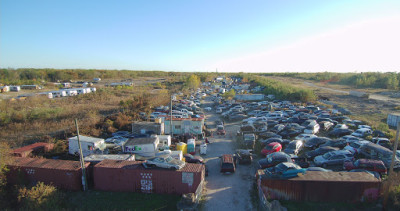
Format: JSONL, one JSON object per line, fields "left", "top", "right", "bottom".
{"left": 0, "top": 84, "right": 172, "bottom": 147}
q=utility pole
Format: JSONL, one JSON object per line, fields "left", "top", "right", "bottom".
{"left": 384, "top": 121, "right": 400, "bottom": 208}
{"left": 389, "top": 122, "right": 400, "bottom": 174}
{"left": 75, "top": 119, "right": 88, "bottom": 191}
{"left": 170, "top": 94, "right": 173, "bottom": 138}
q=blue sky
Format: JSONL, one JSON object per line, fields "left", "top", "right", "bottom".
{"left": 1, "top": 0, "right": 400, "bottom": 72}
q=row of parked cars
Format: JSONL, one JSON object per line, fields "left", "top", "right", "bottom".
{"left": 211, "top": 91, "right": 399, "bottom": 179}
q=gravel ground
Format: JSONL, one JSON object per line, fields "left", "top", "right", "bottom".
{"left": 200, "top": 98, "right": 256, "bottom": 211}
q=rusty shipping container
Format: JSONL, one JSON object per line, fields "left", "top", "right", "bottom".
{"left": 257, "top": 170, "right": 381, "bottom": 202}
{"left": 12, "top": 142, "right": 54, "bottom": 157}
{"left": 93, "top": 160, "right": 205, "bottom": 194}
{"left": 7, "top": 157, "right": 90, "bottom": 191}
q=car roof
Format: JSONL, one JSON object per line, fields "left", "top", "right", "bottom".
{"left": 268, "top": 142, "right": 281, "bottom": 146}
{"left": 222, "top": 154, "right": 234, "bottom": 163}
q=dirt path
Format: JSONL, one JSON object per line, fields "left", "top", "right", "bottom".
{"left": 200, "top": 98, "right": 256, "bottom": 211}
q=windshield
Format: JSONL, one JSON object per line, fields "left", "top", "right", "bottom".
{"left": 265, "top": 145, "right": 273, "bottom": 150}
{"left": 275, "top": 164, "right": 288, "bottom": 172}
{"left": 165, "top": 156, "right": 173, "bottom": 162}
{"left": 322, "top": 153, "right": 332, "bottom": 159}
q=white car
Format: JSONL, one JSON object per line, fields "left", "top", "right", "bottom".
{"left": 351, "top": 128, "right": 373, "bottom": 137}
{"left": 145, "top": 155, "right": 186, "bottom": 170}
{"left": 344, "top": 140, "right": 370, "bottom": 154}
{"left": 294, "top": 133, "right": 317, "bottom": 141}
{"left": 204, "top": 107, "right": 212, "bottom": 111}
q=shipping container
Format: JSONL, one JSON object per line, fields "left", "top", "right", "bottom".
{"left": 12, "top": 142, "right": 54, "bottom": 157}
{"left": 93, "top": 160, "right": 204, "bottom": 195}
{"left": 257, "top": 170, "right": 381, "bottom": 202}
{"left": 349, "top": 90, "right": 369, "bottom": 98}
{"left": 387, "top": 113, "right": 400, "bottom": 128}
{"left": 7, "top": 157, "right": 89, "bottom": 191}
{"left": 235, "top": 94, "right": 265, "bottom": 101}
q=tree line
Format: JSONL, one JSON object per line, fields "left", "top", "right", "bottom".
{"left": 259, "top": 72, "right": 400, "bottom": 90}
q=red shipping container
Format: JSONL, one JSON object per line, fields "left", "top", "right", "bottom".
{"left": 93, "top": 160, "right": 204, "bottom": 195}
{"left": 7, "top": 157, "right": 89, "bottom": 191}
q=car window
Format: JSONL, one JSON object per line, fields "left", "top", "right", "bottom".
{"left": 222, "top": 163, "right": 234, "bottom": 169}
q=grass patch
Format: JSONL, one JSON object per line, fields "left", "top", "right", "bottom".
{"left": 64, "top": 190, "right": 180, "bottom": 210}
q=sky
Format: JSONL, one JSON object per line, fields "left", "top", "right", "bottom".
{"left": 1, "top": 0, "right": 400, "bottom": 72}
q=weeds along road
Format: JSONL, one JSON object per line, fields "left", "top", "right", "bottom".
{"left": 200, "top": 97, "right": 256, "bottom": 211}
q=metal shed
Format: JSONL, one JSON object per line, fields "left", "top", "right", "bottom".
{"left": 93, "top": 160, "right": 204, "bottom": 195}
{"left": 7, "top": 157, "right": 89, "bottom": 191}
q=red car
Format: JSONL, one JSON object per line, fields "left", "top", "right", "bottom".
{"left": 217, "top": 125, "right": 226, "bottom": 136}
{"left": 343, "top": 159, "right": 387, "bottom": 174}
{"left": 261, "top": 142, "right": 282, "bottom": 156}
{"left": 220, "top": 154, "right": 236, "bottom": 173}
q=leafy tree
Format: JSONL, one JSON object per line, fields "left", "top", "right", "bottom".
{"left": 222, "top": 89, "right": 236, "bottom": 100}
{"left": 0, "top": 142, "right": 13, "bottom": 188}
{"left": 185, "top": 74, "right": 201, "bottom": 90}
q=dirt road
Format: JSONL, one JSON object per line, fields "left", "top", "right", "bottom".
{"left": 200, "top": 98, "right": 256, "bottom": 211}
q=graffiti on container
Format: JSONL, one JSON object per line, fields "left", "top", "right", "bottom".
{"left": 182, "top": 172, "right": 193, "bottom": 186}
{"left": 140, "top": 173, "right": 153, "bottom": 193}
{"left": 26, "top": 169, "right": 35, "bottom": 175}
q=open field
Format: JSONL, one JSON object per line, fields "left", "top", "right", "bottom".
{"left": 0, "top": 77, "right": 174, "bottom": 147}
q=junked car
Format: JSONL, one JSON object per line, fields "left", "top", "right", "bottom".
{"left": 144, "top": 155, "right": 186, "bottom": 170}
{"left": 262, "top": 162, "right": 306, "bottom": 179}
{"left": 314, "top": 150, "right": 354, "bottom": 168}
{"left": 258, "top": 152, "right": 292, "bottom": 169}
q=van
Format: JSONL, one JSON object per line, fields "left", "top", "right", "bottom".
{"left": 220, "top": 154, "right": 236, "bottom": 173}
{"left": 359, "top": 142, "right": 400, "bottom": 168}
{"left": 351, "top": 128, "right": 372, "bottom": 137}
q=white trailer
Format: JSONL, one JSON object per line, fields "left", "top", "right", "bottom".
{"left": 66, "top": 90, "right": 78, "bottom": 96}
{"left": 122, "top": 137, "right": 159, "bottom": 157}
{"left": 10, "top": 86, "right": 21, "bottom": 92}
{"left": 68, "top": 135, "right": 106, "bottom": 157}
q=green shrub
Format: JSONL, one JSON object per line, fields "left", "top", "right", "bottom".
{"left": 18, "top": 182, "right": 64, "bottom": 210}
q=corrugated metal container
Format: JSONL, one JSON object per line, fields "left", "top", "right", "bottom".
{"left": 187, "top": 139, "right": 195, "bottom": 155}
{"left": 235, "top": 94, "right": 265, "bottom": 101}
{"left": 257, "top": 170, "right": 381, "bottom": 202}
{"left": 7, "top": 157, "right": 90, "bottom": 191}
{"left": 387, "top": 113, "right": 400, "bottom": 127}
{"left": 93, "top": 160, "right": 204, "bottom": 194}
{"left": 177, "top": 142, "right": 188, "bottom": 155}
{"left": 12, "top": 142, "right": 54, "bottom": 157}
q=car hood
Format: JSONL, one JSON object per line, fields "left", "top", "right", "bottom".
{"left": 169, "top": 159, "right": 186, "bottom": 168}
{"left": 314, "top": 156, "right": 324, "bottom": 163}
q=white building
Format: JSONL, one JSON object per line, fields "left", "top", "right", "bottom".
{"left": 68, "top": 135, "right": 106, "bottom": 157}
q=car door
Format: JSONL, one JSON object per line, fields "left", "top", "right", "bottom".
{"left": 330, "top": 155, "right": 345, "bottom": 165}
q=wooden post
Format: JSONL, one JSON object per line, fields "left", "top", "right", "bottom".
{"left": 75, "top": 119, "right": 88, "bottom": 191}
